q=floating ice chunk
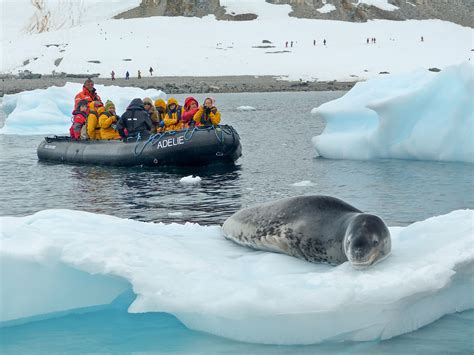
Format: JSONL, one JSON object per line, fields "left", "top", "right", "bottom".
{"left": 1, "top": 209, "right": 472, "bottom": 344}
{"left": 180, "top": 175, "right": 202, "bottom": 184}
{"left": 0, "top": 82, "right": 166, "bottom": 135}
{"left": 236, "top": 106, "right": 256, "bottom": 111}
{"left": 312, "top": 63, "right": 474, "bottom": 163}
{"left": 291, "top": 180, "right": 315, "bottom": 187}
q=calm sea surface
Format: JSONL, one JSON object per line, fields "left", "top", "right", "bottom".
{"left": 1, "top": 91, "right": 473, "bottom": 353}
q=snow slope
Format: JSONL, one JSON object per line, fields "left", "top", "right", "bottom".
{"left": 0, "top": 0, "right": 140, "bottom": 38}
{"left": 1, "top": 209, "right": 473, "bottom": 344}
{"left": 312, "top": 62, "right": 474, "bottom": 163}
{"left": 1, "top": 0, "right": 472, "bottom": 81}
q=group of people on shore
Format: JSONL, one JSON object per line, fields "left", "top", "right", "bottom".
{"left": 70, "top": 79, "right": 221, "bottom": 140}
{"left": 111, "top": 67, "right": 154, "bottom": 80}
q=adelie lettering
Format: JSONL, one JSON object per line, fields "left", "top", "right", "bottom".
{"left": 156, "top": 136, "right": 185, "bottom": 149}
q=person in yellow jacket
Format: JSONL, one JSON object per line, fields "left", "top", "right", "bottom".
{"left": 99, "top": 100, "right": 121, "bottom": 140}
{"left": 193, "top": 97, "right": 221, "bottom": 127}
{"left": 87, "top": 101, "right": 105, "bottom": 140}
{"left": 154, "top": 98, "right": 167, "bottom": 133}
{"left": 163, "top": 98, "right": 184, "bottom": 131}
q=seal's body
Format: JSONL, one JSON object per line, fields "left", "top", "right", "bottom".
{"left": 222, "top": 195, "right": 391, "bottom": 267}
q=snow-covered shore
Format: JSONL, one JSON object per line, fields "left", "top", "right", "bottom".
{"left": 1, "top": 0, "right": 472, "bottom": 82}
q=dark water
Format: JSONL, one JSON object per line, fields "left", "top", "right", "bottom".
{"left": 1, "top": 91, "right": 473, "bottom": 353}
{"left": 1, "top": 91, "right": 473, "bottom": 226}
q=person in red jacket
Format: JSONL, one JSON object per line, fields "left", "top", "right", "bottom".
{"left": 74, "top": 78, "right": 102, "bottom": 107}
{"left": 181, "top": 96, "right": 199, "bottom": 128}
{"left": 69, "top": 100, "right": 89, "bottom": 140}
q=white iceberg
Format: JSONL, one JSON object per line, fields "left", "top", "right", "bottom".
{"left": 0, "top": 82, "right": 166, "bottom": 135}
{"left": 312, "top": 63, "right": 474, "bottom": 163}
{"left": 1, "top": 209, "right": 472, "bottom": 344}
{"left": 179, "top": 175, "right": 202, "bottom": 184}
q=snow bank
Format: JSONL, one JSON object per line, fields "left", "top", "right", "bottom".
{"left": 0, "top": 0, "right": 140, "bottom": 39}
{"left": 0, "top": 83, "right": 166, "bottom": 135}
{"left": 1, "top": 209, "right": 473, "bottom": 344}
{"left": 312, "top": 63, "right": 474, "bottom": 163}
{"left": 317, "top": 2, "right": 336, "bottom": 14}
{"left": 1, "top": 7, "right": 472, "bottom": 81}
{"left": 357, "top": 0, "right": 399, "bottom": 11}
{"left": 221, "top": 0, "right": 291, "bottom": 19}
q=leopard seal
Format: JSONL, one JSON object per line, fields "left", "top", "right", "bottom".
{"left": 222, "top": 195, "right": 391, "bottom": 267}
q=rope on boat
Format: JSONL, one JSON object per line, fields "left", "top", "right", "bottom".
{"left": 131, "top": 124, "right": 236, "bottom": 157}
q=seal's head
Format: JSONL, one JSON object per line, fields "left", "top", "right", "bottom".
{"left": 344, "top": 213, "right": 391, "bottom": 268}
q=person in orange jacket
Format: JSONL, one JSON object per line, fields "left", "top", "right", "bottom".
{"left": 74, "top": 78, "right": 102, "bottom": 107}
{"left": 193, "top": 97, "right": 221, "bottom": 127}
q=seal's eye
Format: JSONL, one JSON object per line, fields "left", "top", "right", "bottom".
{"left": 373, "top": 239, "right": 379, "bottom": 246}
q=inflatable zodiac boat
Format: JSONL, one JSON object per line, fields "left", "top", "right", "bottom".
{"left": 37, "top": 125, "right": 242, "bottom": 167}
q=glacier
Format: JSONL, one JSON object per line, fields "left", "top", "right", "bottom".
{"left": 0, "top": 82, "right": 166, "bottom": 135}
{"left": 311, "top": 63, "right": 474, "bottom": 163}
{"left": 1, "top": 209, "right": 473, "bottom": 345}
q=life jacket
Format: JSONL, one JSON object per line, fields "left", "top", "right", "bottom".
{"left": 70, "top": 111, "right": 87, "bottom": 139}
{"left": 88, "top": 110, "right": 101, "bottom": 130}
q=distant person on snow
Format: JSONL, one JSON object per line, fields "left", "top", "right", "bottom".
{"left": 111, "top": 70, "right": 115, "bottom": 80}
{"left": 87, "top": 101, "right": 105, "bottom": 140}
{"left": 323, "top": 39, "right": 326, "bottom": 46}
{"left": 182, "top": 97, "right": 199, "bottom": 128}
{"left": 138, "top": 70, "right": 142, "bottom": 79}
{"left": 116, "top": 98, "right": 153, "bottom": 139}
{"left": 149, "top": 67, "right": 154, "bottom": 76}
{"left": 163, "top": 98, "right": 184, "bottom": 131}
{"left": 125, "top": 71, "right": 130, "bottom": 80}
{"left": 285, "top": 41, "right": 288, "bottom": 48}
{"left": 69, "top": 100, "right": 89, "bottom": 140}
{"left": 143, "top": 97, "right": 160, "bottom": 133}
{"left": 421, "top": 36, "right": 424, "bottom": 42}
{"left": 193, "top": 97, "right": 221, "bottom": 127}
{"left": 313, "top": 39, "right": 316, "bottom": 46}
{"left": 74, "top": 78, "right": 101, "bottom": 107}
{"left": 154, "top": 98, "right": 167, "bottom": 133}
{"left": 99, "top": 100, "right": 121, "bottom": 140}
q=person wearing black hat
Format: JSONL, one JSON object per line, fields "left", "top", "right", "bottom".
{"left": 116, "top": 98, "right": 153, "bottom": 139}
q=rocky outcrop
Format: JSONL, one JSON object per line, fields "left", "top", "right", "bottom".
{"left": 115, "top": 0, "right": 223, "bottom": 19}
{"left": 268, "top": 0, "right": 473, "bottom": 27}
{"left": 115, "top": 0, "right": 473, "bottom": 26}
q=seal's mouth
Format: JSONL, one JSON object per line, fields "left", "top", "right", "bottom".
{"left": 350, "top": 251, "right": 390, "bottom": 268}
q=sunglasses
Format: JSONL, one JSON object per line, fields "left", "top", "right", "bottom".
{"left": 144, "top": 103, "right": 151, "bottom": 106}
